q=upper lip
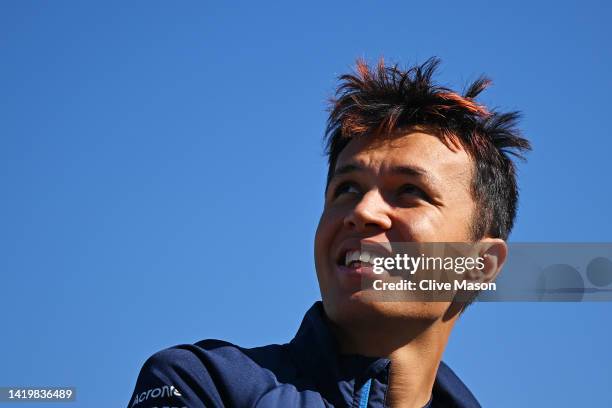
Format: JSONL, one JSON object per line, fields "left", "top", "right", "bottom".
{"left": 334, "top": 239, "right": 394, "bottom": 265}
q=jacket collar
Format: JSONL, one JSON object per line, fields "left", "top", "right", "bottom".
{"left": 288, "top": 301, "right": 481, "bottom": 408}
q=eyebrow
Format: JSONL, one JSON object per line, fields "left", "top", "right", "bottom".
{"left": 331, "top": 163, "right": 436, "bottom": 182}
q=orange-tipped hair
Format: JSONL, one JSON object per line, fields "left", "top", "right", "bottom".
{"left": 324, "top": 57, "right": 531, "bottom": 241}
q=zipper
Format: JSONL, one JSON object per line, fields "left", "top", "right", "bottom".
{"left": 358, "top": 378, "right": 372, "bottom": 408}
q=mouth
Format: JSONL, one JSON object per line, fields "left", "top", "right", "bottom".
{"left": 337, "top": 249, "right": 375, "bottom": 269}
{"left": 334, "top": 244, "right": 392, "bottom": 277}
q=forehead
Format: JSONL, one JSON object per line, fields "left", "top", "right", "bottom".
{"left": 334, "top": 131, "right": 473, "bottom": 181}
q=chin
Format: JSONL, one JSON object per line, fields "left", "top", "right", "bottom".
{"left": 323, "top": 293, "right": 448, "bottom": 329}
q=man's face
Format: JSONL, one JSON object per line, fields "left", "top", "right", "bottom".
{"left": 314, "top": 130, "right": 476, "bottom": 326}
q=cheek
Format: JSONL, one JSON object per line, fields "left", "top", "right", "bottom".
{"left": 314, "top": 207, "right": 344, "bottom": 267}
{"left": 393, "top": 209, "right": 440, "bottom": 241}
{"left": 315, "top": 209, "right": 337, "bottom": 252}
{"left": 395, "top": 207, "right": 473, "bottom": 241}
{"left": 440, "top": 201, "right": 476, "bottom": 240}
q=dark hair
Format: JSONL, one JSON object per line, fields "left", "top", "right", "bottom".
{"left": 324, "top": 57, "right": 531, "bottom": 240}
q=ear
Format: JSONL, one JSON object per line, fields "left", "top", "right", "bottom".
{"left": 476, "top": 238, "right": 508, "bottom": 283}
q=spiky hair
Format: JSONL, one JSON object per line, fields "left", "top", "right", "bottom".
{"left": 324, "top": 57, "right": 531, "bottom": 240}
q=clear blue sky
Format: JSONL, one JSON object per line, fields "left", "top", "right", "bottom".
{"left": 1, "top": 1, "right": 611, "bottom": 407}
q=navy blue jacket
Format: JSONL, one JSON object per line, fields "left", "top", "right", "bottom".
{"left": 128, "top": 302, "right": 481, "bottom": 407}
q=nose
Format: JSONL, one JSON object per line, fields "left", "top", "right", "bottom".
{"left": 343, "top": 189, "right": 392, "bottom": 231}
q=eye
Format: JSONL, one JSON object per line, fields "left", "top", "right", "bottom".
{"left": 398, "top": 184, "right": 429, "bottom": 201}
{"left": 332, "top": 181, "right": 361, "bottom": 198}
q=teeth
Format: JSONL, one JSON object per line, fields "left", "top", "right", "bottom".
{"left": 344, "top": 250, "right": 375, "bottom": 266}
{"left": 345, "top": 250, "right": 359, "bottom": 266}
{"left": 359, "top": 252, "right": 371, "bottom": 263}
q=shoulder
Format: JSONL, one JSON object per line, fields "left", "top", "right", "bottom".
{"left": 128, "top": 339, "right": 296, "bottom": 408}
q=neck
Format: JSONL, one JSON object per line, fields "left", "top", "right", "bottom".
{"left": 329, "top": 308, "right": 459, "bottom": 408}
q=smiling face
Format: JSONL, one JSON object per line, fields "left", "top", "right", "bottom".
{"left": 314, "top": 129, "right": 478, "bottom": 326}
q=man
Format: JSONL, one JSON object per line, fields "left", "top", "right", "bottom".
{"left": 127, "top": 57, "right": 530, "bottom": 408}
